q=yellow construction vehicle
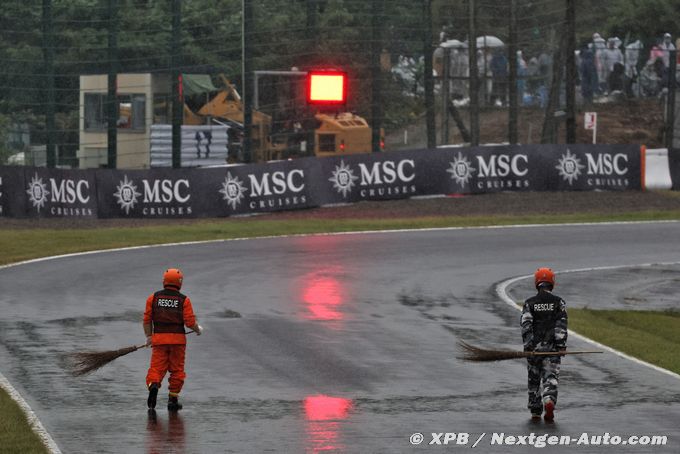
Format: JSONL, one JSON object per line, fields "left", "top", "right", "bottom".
{"left": 182, "top": 74, "right": 380, "bottom": 163}
{"left": 314, "top": 112, "right": 374, "bottom": 157}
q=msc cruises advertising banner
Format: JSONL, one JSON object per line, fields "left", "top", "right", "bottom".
{"left": 0, "top": 144, "right": 645, "bottom": 218}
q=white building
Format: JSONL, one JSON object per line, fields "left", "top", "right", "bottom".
{"left": 78, "top": 73, "right": 171, "bottom": 169}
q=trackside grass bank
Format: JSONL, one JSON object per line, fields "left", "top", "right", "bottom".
{"left": 569, "top": 309, "right": 680, "bottom": 375}
{"left": 1, "top": 209, "right": 680, "bottom": 452}
{"left": 0, "top": 390, "right": 48, "bottom": 454}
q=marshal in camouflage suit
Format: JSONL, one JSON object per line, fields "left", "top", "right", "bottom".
{"left": 520, "top": 267, "right": 568, "bottom": 421}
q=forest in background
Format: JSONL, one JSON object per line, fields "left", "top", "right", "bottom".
{"left": 1, "top": 0, "right": 679, "bottom": 164}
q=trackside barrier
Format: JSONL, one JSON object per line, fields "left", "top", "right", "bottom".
{"left": 0, "top": 144, "right": 650, "bottom": 219}
{"left": 644, "top": 148, "right": 673, "bottom": 190}
{"left": 670, "top": 148, "right": 680, "bottom": 190}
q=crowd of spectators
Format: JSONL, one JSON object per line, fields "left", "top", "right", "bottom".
{"left": 433, "top": 30, "right": 678, "bottom": 108}
{"left": 579, "top": 32, "right": 676, "bottom": 102}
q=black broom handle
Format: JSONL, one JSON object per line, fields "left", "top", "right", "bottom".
{"left": 142, "top": 329, "right": 198, "bottom": 348}
{"left": 529, "top": 350, "right": 602, "bottom": 356}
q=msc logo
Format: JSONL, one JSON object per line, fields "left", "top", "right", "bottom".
{"left": 447, "top": 152, "right": 476, "bottom": 188}
{"left": 26, "top": 173, "right": 91, "bottom": 212}
{"left": 329, "top": 159, "right": 415, "bottom": 197}
{"left": 556, "top": 149, "right": 585, "bottom": 185}
{"left": 586, "top": 153, "right": 628, "bottom": 175}
{"left": 329, "top": 160, "right": 359, "bottom": 198}
{"left": 114, "top": 175, "right": 141, "bottom": 214}
{"left": 248, "top": 170, "right": 305, "bottom": 196}
{"left": 358, "top": 160, "right": 415, "bottom": 186}
{"left": 26, "top": 174, "right": 49, "bottom": 211}
{"left": 476, "top": 154, "right": 528, "bottom": 178}
{"left": 219, "top": 172, "right": 248, "bottom": 209}
{"left": 114, "top": 176, "right": 191, "bottom": 214}
{"left": 556, "top": 149, "right": 629, "bottom": 185}
{"left": 143, "top": 179, "right": 190, "bottom": 203}
{"left": 447, "top": 152, "right": 528, "bottom": 189}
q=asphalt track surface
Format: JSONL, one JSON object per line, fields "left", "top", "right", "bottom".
{"left": 1, "top": 222, "right": 680, "bottom": 453}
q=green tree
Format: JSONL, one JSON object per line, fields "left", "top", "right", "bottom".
{"left": 607, "top": 0, "right": 680, "bottom": 41}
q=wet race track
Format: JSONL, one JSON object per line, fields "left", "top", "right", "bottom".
{"left": 1, "top": 222, "right": 680, "bottom": 453}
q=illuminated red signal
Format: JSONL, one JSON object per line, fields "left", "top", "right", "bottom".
{"left": 307, "top": 71, "right": 347, "bottom": 105}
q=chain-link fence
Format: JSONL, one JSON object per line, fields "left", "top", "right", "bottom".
{"left": 0, "top": 0, "right": 677, "bottom": 169}
{"left": 431, "top": 0, "right": 676, "bottom": 149}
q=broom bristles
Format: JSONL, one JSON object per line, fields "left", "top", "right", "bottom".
{"left": 458, "top": 340, "right": 602, "bottom": 362}
{"left": 458, "top": 340, "right": 527, "bottom": 362}
{"left": 64, "top": 344, "right": 143, "bottom": 376}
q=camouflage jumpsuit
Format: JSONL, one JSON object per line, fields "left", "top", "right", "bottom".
{"left": 520, "top": 289, "right": 568, "bottom": 414}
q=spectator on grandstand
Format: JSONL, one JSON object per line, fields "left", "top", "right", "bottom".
{"left": 601, "top": 38, "right": 623, "bottom": 94}
{"left": 640, "top": 58, "right": 666, "bottom": 97}
{"left": 592, "top": 33, "right": 607, "bottom": 94}
{"left": 659, "top": 33, "right": 675, "bottom": 68}
{"left": 625, "top": 40, "right": 643, "bottom": 97}
{"left": 579, "top": 45, "right": 598, "bottom": 103}
{"left": 516, "top": 50, "right": 528, "bottom": 102}
{"left": 608, "top": 62, "right": 625, "bottom": 94}
{"left": 490, "top": 49, "right": 508, "bottom": 106}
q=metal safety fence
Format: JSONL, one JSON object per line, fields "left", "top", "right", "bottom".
{"left": 0, "top": 1, "right": 676, "bottom": 170}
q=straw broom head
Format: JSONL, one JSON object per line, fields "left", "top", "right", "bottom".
{"left": 458, "top": 340, "right": 528, "bottom": 362}
{"left": 64, "top": 344, "right": 144, "bottom": 376}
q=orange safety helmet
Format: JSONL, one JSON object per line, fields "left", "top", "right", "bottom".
{"left": 163, "top": 268, "right": 184, "bottom": 290}
{"left": 534, "top": 267, "right": 555, "bottom": 289}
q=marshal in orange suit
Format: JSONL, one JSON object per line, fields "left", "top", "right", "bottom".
{"left": 144, "top": 268, "right": 202, "bottom": 412}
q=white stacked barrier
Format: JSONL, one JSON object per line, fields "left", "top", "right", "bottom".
{"left": 644, "top": 148, "right": 673, "bottom": 190}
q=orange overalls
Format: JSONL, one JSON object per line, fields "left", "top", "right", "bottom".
{"left": 144, "top": 288, "right": 196, "bottom": 396}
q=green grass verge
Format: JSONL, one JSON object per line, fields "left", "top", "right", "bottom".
{"left": 0, "top": 390, "right": 48, "bottom": 454}
{"left": 1, "top": 209, "right": 679, "bottom": 451}
{"left": 570, "top": 308, "right": 680, "bottom": 375}
{"left": 2, "top": 210, "right": 680, "bottom": 266}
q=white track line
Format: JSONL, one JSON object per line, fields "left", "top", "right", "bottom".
{"left": 2, "top": 219, "right": 678, "bottom": 272}
{"left": 496, "top": 262, "right": 680, "bottom": 381}
{"left": 1, "top": 219, "right": 679, "bottom": 452}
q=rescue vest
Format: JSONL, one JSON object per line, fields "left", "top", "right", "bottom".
{"left": 525, "top": 291, "right": 563, "bottom": 344}
{"left": 151, "top": 288, "right": 186, "bottom": 334}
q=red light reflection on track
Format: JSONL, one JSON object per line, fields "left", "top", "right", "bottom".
{"left": 302, "top": 276, "right": 345, "bottom": 321}
{"left": 304, "top": 395, "right": 353, "bottom": 453}
{"left": 304, "top": 395, "right": 353, "bottom": 421}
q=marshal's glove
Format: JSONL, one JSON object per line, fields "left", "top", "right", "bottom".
{"left": 145, "top": 336, "right": 152, "bottom": 347}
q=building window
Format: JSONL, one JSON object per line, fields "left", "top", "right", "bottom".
{"left": 84, "top": 93, "right": 105, "bottom": 131}
{"left": 318, "top": 134, "right": 336, "bottom": 152}
{"left": 153, "top": 93, "right": 172, "bottom": 124}
{"left": 117, "top": 94, "right": 146, "bottom": 130}
{"left": 84, "top": 93, "right": 146, "bottom": 131}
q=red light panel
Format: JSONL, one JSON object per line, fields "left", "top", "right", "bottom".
{"left": 307, "top": 71, "right": 347, "bottom": 105}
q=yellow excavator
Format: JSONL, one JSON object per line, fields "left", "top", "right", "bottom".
{"left": 182, "top": 75, "right": 379, "bottom": 162}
